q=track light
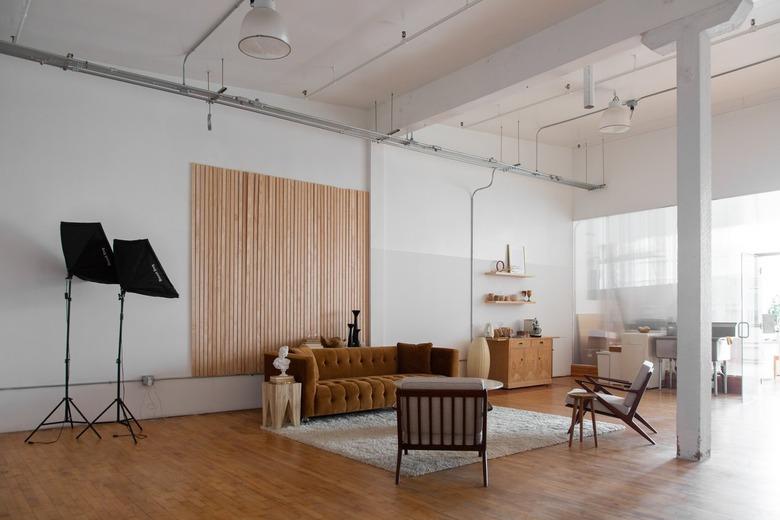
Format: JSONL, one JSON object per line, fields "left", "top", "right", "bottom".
{"left": 599, "top": 94, "right": 631, "bottom": 134}
{"left": 238, "top": 0, "right": 291, "bottom": 60}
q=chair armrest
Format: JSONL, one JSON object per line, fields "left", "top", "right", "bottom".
{"left": 431, "top": 347, "right": 460, "bottom": 377}
{"left": 575, "top": 379, "right": 640, "bottom": 394}
{"left": 585, "top": 374, "right": 632, "bottom": 386}
{"left": 263, "top": 352, "right": 318, "bottom": 418}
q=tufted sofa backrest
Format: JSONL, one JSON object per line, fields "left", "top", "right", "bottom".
{"left": 313, "top": 346, "right": 398, "bottom": 380}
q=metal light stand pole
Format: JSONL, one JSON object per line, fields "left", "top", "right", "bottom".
{"left": 77, "top": 290, "right": 143, "bottom": 444}
{"left": 25, "top": 277, "right": 100, "bottom": 443}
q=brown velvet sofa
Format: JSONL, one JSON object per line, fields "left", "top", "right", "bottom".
{"left": 263, "top": 346, "right": 459, "bottom": 419}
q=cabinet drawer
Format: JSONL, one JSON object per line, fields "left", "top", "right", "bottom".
{"left": 531, "top": 338, "right": 552, "bottom": 349}
{"left": 508, "top": 338, "right": 531, "bottom": 348}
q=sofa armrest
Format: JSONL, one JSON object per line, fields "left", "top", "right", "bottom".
{"left": 430, "top": 347, "right": 460, "bottom": 377}
{"left": 263, "top": 352, "right": 318, "bottom": 418}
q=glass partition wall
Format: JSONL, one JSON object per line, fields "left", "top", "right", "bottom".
{"left": 574, "top": 190, "right": 780, "bottom": 398}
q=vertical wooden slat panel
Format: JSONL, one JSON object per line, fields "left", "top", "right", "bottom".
{"left": 191, "top": 163, "right": 369, "bottom": 376}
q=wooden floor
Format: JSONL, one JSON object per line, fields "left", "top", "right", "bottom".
{"left": 2, "top": 377, "right": 778, "bottom": 520}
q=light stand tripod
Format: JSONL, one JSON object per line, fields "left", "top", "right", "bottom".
{"left": 77, "top": 290, "right": 142, "bottom": 443}
{"left": 25, "top": 278, "right": 101, "bottom": 443}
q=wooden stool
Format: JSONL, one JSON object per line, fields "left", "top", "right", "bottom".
{"left": 567, "top": 390, "right": 598, "bottom": 447}
{"left": 262, "top": 378, "right": 301, "bottom": 429}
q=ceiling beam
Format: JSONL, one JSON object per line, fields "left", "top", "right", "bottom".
{"left": 377, "top": 0, "right": 755, "bottom": 133}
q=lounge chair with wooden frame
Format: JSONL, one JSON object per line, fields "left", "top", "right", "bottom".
{"left": 565, "top": 361, "right": 657, "bottom": 445}
{"left": 395, "top": 377, "right": 489, "bottom": 486}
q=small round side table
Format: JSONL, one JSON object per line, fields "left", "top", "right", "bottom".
{"left": 567, "top": 390, "right": 598, "bottom": 447}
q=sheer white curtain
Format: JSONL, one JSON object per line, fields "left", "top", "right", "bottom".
{"left": 574, "top": 190, "right": 780, "bottom": 365}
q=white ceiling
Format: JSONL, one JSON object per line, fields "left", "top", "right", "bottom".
{"left": 0, "top": 0, "right": 601, "bottom": 108}
{"left": 440, "top": 0, "right": 780, "bottom": 147}
{"left": 2, "top": 0, "right": 779, "bottom": 148}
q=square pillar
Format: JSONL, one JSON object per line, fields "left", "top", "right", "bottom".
{"left": 676, "top": 28, "right": 712, "bottom": 461}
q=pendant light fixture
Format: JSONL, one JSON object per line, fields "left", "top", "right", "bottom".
{"left": 599, "top": 93, "right": 631, "bottom": 134}
{"left": 238, "top": 0, "right": 291, "bottom": 60}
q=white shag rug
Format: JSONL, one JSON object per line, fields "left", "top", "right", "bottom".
{"left": 267, "top": 406, "right": 625, "bottom": 477}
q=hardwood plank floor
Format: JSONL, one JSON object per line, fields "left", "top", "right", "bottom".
{"left": 1, "top": 377, "right": 778, "bottom": 519}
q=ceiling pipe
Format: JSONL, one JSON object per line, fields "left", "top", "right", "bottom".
{"left": 10, "top": 0, "right": 32, "bottom": 44}
{"left": 535, "top": 51, "right": 780, "bottom": 171}
{"left": 467, "top": 15, "right": 780, "bottom": 129}
{"left": 181, "top": 0, "right": 244, "bottom": 85}
{"left": 304, "top": 0, "right": 485, "bottom": 99}
{"left": 0, "top": 41, "right": 604, "bottom": 191}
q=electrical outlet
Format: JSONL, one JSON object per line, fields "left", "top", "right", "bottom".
{"left": 141, "top": 375, "right": 155, "bottom": 387}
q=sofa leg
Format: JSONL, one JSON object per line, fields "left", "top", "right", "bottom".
{"left": 395, "top": 448, "right": 402, "bottom": 485}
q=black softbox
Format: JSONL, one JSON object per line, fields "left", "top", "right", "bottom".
{"left": 60, "top": 222, "right": 118, "bottom": 284}
{"left": 113, "top": 239, "right": 179, "bottom": 298}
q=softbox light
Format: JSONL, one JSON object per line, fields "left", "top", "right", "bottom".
{"left": 113, "top": 239, "right": 179, "bottom": 298}
{"left": 60, "top": 222, "right": 118, "bottom": 284}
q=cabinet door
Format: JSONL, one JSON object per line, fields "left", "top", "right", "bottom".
{"left": 530, "top": 339, "right": 552, "bottom": 383}
{"left": 537, "top": 344, "right": 552, "bottom": 383}
{"left": 508, "top": 346, "right": 529, "bottom": 386}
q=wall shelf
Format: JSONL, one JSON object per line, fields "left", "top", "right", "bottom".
{"left": 484, "top": 271, "right": 533, "bottom": 278}
{"left": 485, "top": 300, "right": 536, "bottom": 305}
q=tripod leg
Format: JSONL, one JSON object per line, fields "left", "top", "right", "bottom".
{"left": 68, "top": 399, "right": 101, "bottom": 439}
{"left": 120, "top": 400, "right": 143, "bottom": 432}
{"left": 118, "top": 401, "right": 138, "bottom": 444}
{"left": 77, "top": 399, "right": 116, "bottom": 440}
{"left": 24, "top": 398, "right": 66, "bottom": 443}
{"left": 63, "top": 399, "right": 74, "bottom": 428}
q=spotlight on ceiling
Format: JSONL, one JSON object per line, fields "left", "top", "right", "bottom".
{"left": 238, "top": 0, "right": 291, "bottom": 60}
{"left": 599, "top": 94, "right": 631, "bottom": 134}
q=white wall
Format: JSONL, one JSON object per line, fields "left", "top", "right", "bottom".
{"left": 0, "top": 54, "right": 369, "bottom": 432}
{"left": 573, "top": 97, "right": 780, "bottom": 220}
{"left": 371, "top": 124, "right": 576, "bottom": 376}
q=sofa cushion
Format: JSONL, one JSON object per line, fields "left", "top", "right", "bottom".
{"left": 314, "top": 346, "right": 398, "bottom": 380}
{"left": 312, "top": 374, "right": 434, "bottom": 416}
{"left": 397, "top": 342, "right": 433, "bottom": 374}
{"left": 320, "top": 336, "right": 346, "bottom": 348}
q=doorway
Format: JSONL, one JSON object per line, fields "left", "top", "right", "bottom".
{"left": 738, "top": 252, "right": 780, "bottom": 401}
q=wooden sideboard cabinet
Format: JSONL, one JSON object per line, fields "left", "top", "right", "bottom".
{"left": 487, "top": 337, "right": 553, "bottom": 389}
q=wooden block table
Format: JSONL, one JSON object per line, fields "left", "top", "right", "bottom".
{"left": 262, "top": 378, "right": 301, "bottom": 429}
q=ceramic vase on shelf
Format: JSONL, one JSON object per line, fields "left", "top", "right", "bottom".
{"left": 467, "top": 337, "right": 490, "bottom": 378}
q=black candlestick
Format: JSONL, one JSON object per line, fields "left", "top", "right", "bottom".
{"left": 350, "top": 310, "right": 361, "bottom": 347}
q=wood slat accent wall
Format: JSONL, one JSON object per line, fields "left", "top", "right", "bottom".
{"left": 191, "top": 163, "right": 369, "bottom": 376}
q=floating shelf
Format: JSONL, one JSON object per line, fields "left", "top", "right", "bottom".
{"left": 484, "top": 271, "right": 533, "bottom": 278}
{"left": 485, "top": 300, "right": 536, "bottom": 305}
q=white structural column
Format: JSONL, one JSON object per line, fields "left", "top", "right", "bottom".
{"left": 675, "top": 28, "right": 713, "bottom": 461}
{"left": 641, "top": 0, "right": 751, "bottom": 462}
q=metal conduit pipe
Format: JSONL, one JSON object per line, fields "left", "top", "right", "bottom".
{"left": 469, "top": 167, "right": 498, "bottom": 342}
{"left": 181, "top": 0, "right": 244, "bottom": 85}
{"left": 11, "top": 0, "right": 32, "bottom": 44}
{"left": 0, "top": 41, "right": 604, "bottom": 191}
{"left": 535, "top": 51, "right": 780, "bottom": 172}
{"left": 305, "top": 0, "right": 485, "bottom": 98}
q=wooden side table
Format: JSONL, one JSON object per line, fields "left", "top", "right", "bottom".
{"left": 567, "top": 390, "right": 598, "bottom": 447}
{"left": 262, "top": 379, "right": 301, "bottom": 429}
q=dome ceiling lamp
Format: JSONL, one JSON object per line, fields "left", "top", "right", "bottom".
{"left": 238, "top": 0, "right": 292, "bottom": 60}
{"left": 599, "top": 92, "right": 634, "bottom": 134}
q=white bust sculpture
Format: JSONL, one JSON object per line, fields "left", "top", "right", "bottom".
{"left": 273, "top": 345, "right": 291, "bottom": 376}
